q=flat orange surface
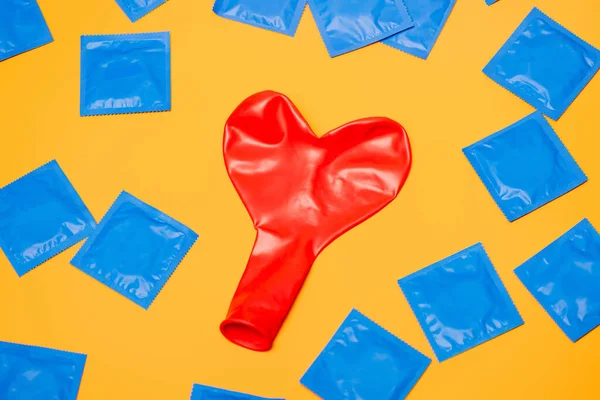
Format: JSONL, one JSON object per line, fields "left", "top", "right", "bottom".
{"left": 1, "top": 0, "right": 600, "bottom": 398}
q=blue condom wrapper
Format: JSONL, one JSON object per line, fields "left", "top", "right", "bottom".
{"left": 80, "top": 32, "right": 171, "bottom": 117}
{"left": 308, "top": 0, "right": 414, "bottom": 57}
{"left": 301, "top": 309, "right": 430, "bottom": 400}
{"left": 515, "top": 219, "right": 600, "bottom": 342}
{"left": 383, "top": 0, "right": 456, "bottom": 60}
{"left": 115, "top": 0, "right": 167, "bottom": 22}
{"left": 463, "top": 112, "right": 587, "bottom": 222}
{"left": 0, "top": 0, "right": 53, "bottom": 62}
{"left": 483, "top": 7, "right": 600, "bottom": 120}
{"left": 399, "top": 243, "right": 523, "bottom": 362}
{"left": 212, "top": 0, "right": 306, "bottom": 37}
{"left": 0, "top": 341, "right": 86, "bottom": 400}
{"left": 191, "top": 384, "right": 283, "bottom": 400}
{"left": 71, "top": 191, "right": 198, "bottom": 309}
{"left": 0, "top": 160, "right": 96, "bottom": 277}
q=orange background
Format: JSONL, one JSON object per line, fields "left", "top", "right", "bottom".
{"left": 1, "top": 0, "right": 600, "bottom": 398}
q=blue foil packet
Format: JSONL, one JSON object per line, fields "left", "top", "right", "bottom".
{"left": 70, "top": 191, "right": 198, "bottom": 309}
{"left": 383, "top": 0, "right": 456, "bottom": 60}
{"left": 463, "top": 112, "right": 587, "bottom": 222}
{"left": 308, "top": 0, "right": 414, "bottom": 57}
{"left": 115, "top": 0, "right": 167, "bottom": 22}
{"left": 0, "top": 0, "right": 53, "bottom": 62}
{"left": 0, "top": 341, "right": 86, "bottom": 400}
{"left": 398, "top": 243, "right": 523, "bottom": 362}
{"left": 212, "top": 0, "right": 306, "bottom": 37}
{"left": 300, "top": 309, "right": 431, "bottom": 399}
{"left": 483, "top": 7, "right": 600, "bottom": 120}
{"left": 0, "top": 160, "right": 96, "bottom": 277}
{"left": 515, "top": 219, "right": 600, "bottom": 342}
{"left": 486, "top": 0, "right": 499, "bottom": 5}
{"left": 191, "top": 383, "right": 283, "bottom": 400}
{"left": 80, "top": 32, "right": 171, "bottom": 117}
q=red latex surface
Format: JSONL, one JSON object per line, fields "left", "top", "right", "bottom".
{"left": 221, "top": 91, "right": 412, "bottom": 351}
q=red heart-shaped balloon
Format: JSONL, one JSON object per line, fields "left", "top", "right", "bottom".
{"left": 221, "top": 91, "right": 411, "bottom": 351}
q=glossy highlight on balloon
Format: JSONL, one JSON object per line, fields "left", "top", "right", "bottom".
{"left": 220, "top": 90, "right": 412, "bottom": 351}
